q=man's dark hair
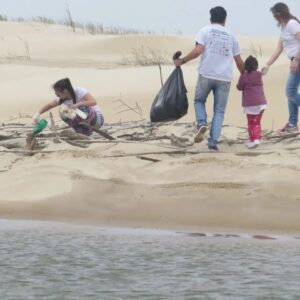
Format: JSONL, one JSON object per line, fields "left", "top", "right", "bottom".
{"left": 245, "top": 55, "right": 258, "bottom": 72}
{"left": 210, "top": 6, "right": 227, "bottom": 24}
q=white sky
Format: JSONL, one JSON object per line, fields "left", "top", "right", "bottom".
{"left": 1, "top": 0, "right": 300, "bottom": 35}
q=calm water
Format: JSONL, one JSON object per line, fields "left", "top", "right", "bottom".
{"left": 0, "top": 220, "right": 300, "bottom": 300}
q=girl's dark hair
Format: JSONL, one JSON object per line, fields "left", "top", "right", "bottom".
{"left": 210, "top": 6, "right": 227, "bottom": 24}
{"left": 53, "top": 78, "right": 76, "bottom": 104}
{"left": 271, "top": 2, "right": 300, "bottom": 27}
{"left": 245, "top": 55, "right": 258, "bottom": 72}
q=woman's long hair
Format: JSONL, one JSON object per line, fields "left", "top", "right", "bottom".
{"left": 53, "top": 78, "right": 76, "bottom": 104}
{"left": 271, "top": 2, "right": 300, "bottom": 27}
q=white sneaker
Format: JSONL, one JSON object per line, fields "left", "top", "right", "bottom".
{"left": 246, "top": 140, "right": 260, "bottom": 149}
{"left": 194, "top": 126, "right": 207, "bottom": 143}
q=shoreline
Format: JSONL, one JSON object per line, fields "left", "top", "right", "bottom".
{"left": 1, "top": 217, "right": 300, "bottom": 242}
{"left": 1, "top": 144, "right": 300, "bottom": 237}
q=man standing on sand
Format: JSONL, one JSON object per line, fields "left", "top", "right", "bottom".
{"left": 174, "top": 6, "right": 244, "bottom": 151}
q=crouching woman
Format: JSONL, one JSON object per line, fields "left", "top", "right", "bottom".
{"left": 34, "top": 78, "right": 104, "bottom": 136}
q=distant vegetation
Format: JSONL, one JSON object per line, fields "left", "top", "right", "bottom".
{"left": 0, "top": 10, "right": 155, "bottom": 35}
{"left": 0, "top": 14, "right": 8, "bottom": 21}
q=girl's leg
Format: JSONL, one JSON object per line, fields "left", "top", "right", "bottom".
{"left": 251, "top": 110, "right": 264, "bottom": 141}
{"left": 247, "top": 114, "right": 254, "bottom": 141}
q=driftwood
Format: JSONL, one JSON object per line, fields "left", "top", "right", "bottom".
{"left": 0, "top": 119, "right": 198, "bottom": 158}
{"left": 115, "top": 133, "right": 193, "bottom": 148}
{"left": 103, "top": 150, "right": 201, "bottom": 158}
{"left": 265, "top": 132, "right": 300, "bottom": 140}
{"left": 59, "top": 129, "right": 91, "bottom": 141}
{"left": 64, "top": 140, "right": 89, "bottom": 148}
{"left": 77, "top": 122, "right": 115, "bottom": 140}
{"left": 137, "top": 156, "right": 161, "bottom": 163}
{"left": 25, "top": 134, "right": 37, "bottom": 153}
{"left": 59, "top": 138, "right": 179, "bottom": 149}
{"left": 3, "top": 117, "right": 300, "bottom": 158}
{"left": 0, "top": 149, "right": 55, "bottom": 154}
{"left": 92, "top": 127, "right": 116, "bottom": 140}
{"left": 0, "top": 133, "right": 19, "bottom": 141}
{"left": 49, "top": 112, "right": 61, "bottom": 143}
{"left": 0, "top": 138, "right": 26, "bottom": 149}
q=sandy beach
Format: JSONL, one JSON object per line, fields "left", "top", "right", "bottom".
{"left": 1, "top": 21, "right": 300, "bottom": 234}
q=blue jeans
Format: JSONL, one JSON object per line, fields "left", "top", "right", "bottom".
{"left": 194, "top": 75, "right": 231, "bottom": 147}
{"left": 286, "top": 64, "right": 300, "bottom": 127}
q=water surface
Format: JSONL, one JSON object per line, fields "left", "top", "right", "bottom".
{"left": 0, "top": 220, "right": 299, "bottom": 299}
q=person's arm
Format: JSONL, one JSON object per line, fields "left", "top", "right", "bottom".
{"left": 33, "top": 100, "right": 58, "bottom": 123}
{"left": 71, "top": 93, "right": 97, "bottom": 109}
{"left": 262, "top": 38, "right": 283, "bottom": 75}
{"left": 234, "top": 55, "right": 245, "bottom": 73}
{"left": 290, "top": 32, "right": 300, "bottom": 73}
{"left": 39, "top": 100, "right": 59, "bottom": 114}
{"left": 174, "top": 44, "right": 204, "bottom": 67}
{"left": 266, "top": 38, "right": 284, "bottom": 66}
{"left": 236, "top": 74, "right": 245, "bottom": 91}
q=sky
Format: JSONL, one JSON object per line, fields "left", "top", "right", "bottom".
{"left": 1, "top": 0, "right": 300, "bottom": 35}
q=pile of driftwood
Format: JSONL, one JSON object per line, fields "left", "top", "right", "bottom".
{"left": 0, "top": 113, "right": 199, "bottom": 158}
{"left": 1, "top": 113, "right": 300, "bottom": 158}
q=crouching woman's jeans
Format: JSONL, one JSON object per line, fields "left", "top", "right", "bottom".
{"left": 61, "top": 106, "right": 104, "bottom": 136}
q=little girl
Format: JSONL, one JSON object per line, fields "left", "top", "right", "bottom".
{"left": 237, "top": 55, "right": 267, "bottom": 148}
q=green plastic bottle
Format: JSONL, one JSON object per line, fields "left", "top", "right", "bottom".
{"left": 32, "top": 119, "right": 48, "bottom": 135}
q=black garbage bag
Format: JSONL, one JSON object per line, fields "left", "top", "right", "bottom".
{"left": 150, "top": 66, "right": 188, "bottom": 123}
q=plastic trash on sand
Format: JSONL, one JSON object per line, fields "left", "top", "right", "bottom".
{"left": 32, "top": 119, "right": 48, "bottom": 135}
{"left": 75, "top": 108, "right": 87, "bottom": 120}
{"left": 59, "top": 104, "right": 76, "bottom": 120}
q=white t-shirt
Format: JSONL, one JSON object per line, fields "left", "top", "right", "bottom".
{"left": 195, "top": 24, "right": 241, "bottom": 82}
{"left": 56, "top": 87, "right": 102, "bottom": 115}
{"left": 281, "top": 19, "right": 300, "bottom": 59}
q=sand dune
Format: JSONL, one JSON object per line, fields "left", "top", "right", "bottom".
{"left": 1, "top": 21, "right": 299, "bottom": 234}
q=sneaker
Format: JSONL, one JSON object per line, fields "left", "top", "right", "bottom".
{"left": 278, "top": 123, "right": 299, "bottom": 133}
{"left": 208, "top": 145, "right": 219, "bottom": 151}
{"left": 194, "top": 126, "right": 207, "bottom": 143}
{"left": 246, "top": 140, "right": 260, "bottom": 149}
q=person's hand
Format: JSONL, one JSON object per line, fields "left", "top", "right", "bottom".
{"left": 174, "top": 58, "right": 183, "bottom": 67}
{"left": 173, "top": 51, "right": 185, "bottom": 67}
{"left": 261, "top": 65, "right": 269, "bottom": 76}
{"left": 33, "top": 112, "right": 41, "bottom": 124}
{"left": 290, "top": 58, "right": 299, "bottom": 74}
{"left": 71, "top": 103, "right": 80, "bottom": 109}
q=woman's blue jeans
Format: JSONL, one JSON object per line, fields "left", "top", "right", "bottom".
{"left": 286, "top": 64, "right": 300, "bottom": 127}
{"left": 194, "top": 75, "right": 231, "bottom": 147}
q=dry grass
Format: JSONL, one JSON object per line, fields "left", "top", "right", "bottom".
{"left": 2, "top": 13, "right": 154, "bottom": 35}
{"left": 122, "top": 46, "right": 172, "bottom": 66}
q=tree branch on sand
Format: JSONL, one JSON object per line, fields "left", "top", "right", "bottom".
{"left": 114, "top": 97, "right": 145, "bottom": 121}
{"left": 49, "top": 112, "right": 61, "bottom": 143}
{"left": 2, "top": 117, "right": 300, "bottom": 159}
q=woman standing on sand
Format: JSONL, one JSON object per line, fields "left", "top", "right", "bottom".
{"left": 262, "top": 2, "right": 300, "bottom": 133}
{"left": 33, "top": 78, "right": 104, "bottom": 136}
